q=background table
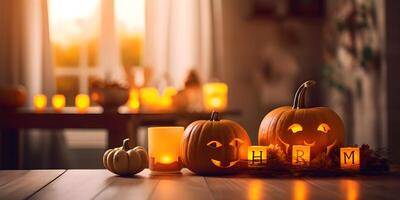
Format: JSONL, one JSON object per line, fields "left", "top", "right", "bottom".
{"left": 0, "top": 108, "right": 240, "bottom": 169}
{"left": 0, "top": 168, "right": 399, "bottom": 200}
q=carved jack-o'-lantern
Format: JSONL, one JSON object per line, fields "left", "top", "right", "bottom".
{"left": 258, "top": 80, "right": 344, "bottom": 158}
{"left": 181, "top": 112, "right": 251, "bottom": 175}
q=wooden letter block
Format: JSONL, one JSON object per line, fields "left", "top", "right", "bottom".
{"left": 248, "top": 146, "right": 267, "bottom": 167}
{"left": 340, "top": 147, "right": 360, "bottom": 170}
{"left": 292, "top": 145, "right": 310, "bottom": 166}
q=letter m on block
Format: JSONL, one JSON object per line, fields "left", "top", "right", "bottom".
{"left": 340, "top": 147, "right": 360, "bottom": 170}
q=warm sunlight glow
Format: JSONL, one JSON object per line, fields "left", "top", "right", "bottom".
{"left": 48, "top": 0, "right": 99, "bottom": 45}
{"left": 115, "top": 0, "right": 145, "bottom": 34}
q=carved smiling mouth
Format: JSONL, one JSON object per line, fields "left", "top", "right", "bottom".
{"left": 277, "top": 135, "right": 337, "bottom": 154}
{"left": 211, "top": 159, "right": 239, "bottom": 168}
{"left": 303, "top": 140, "right": 316, "bottom": 146}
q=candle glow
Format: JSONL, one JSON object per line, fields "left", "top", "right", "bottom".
{"left": 148, "top": 127, "right": 184, "bottom": 174}
{"left": 203, "top": 82, "right": 228, "bottom": 112}
{"left": 127, "top": 88, "right": 140, "bottom": 112}
{"left": 247, "top": 146, "right": 267, "bottom": 167}
{"left": 34, "top": 94, "right": 47, "bottom": 112}
{"left": 75, "top": 94, "right": 90, "bottom": 113}
{"left": 292, "top": 145, "right": 310, "bottom": 166}
{"left": 52, "top": 94, "right": 65, "bottom": 112}
{"left": 340, "top": 147, "right": 360, "bottom": 170}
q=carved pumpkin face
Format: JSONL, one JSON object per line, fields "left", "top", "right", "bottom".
{"left": 258, "top": 81, "right": 344, "bottom": 158}
{"left": 181, "top": 112, "right": 251, "bottom": 175}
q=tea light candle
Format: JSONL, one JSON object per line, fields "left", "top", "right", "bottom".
{"left": 139, "top": 87, "right": 158, "bottom": 111}
{"left": 340, "top": 147, "right": 360, "bottom": 170}
{"left": 248, "top": 146, "right": 267, "bottom": 167}
{"left": 34, "top": 94, "right": 47, "bottom": 112}
{"left": 52, "top": 94, "right": 65, "bottom": 112}
{"left": 127, "top": 88, "right": 140, "bottom": 112}
{"left": 203, "top": 82, "right": 228, "bottom": 112}
{"left": 75, "top": 94, "right": 90, "bottom": 113}
{"left": 148, "top": 127, "right": 184, "bottom": 174}
{"left": 292, "top": 145, "right": 310, "bottom": 166}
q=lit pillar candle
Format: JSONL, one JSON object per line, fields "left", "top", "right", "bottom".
{"left": 75, "top": 94, "right": 90, "bottom": 113}
{"left": 34, "top": 94, "right": 47, "bottom": 112}
{"left": 340, "top": 147, "right": 360, "bottom": 170}
{"left": 203, "top": 82, "right": 228, "bottom": 112}
{"left": 139, "top": 87, "right": 158, "bottom": 112}
{"left": 127, "top": 88, "right": 140, "bottom": 112}
{"left": 292, "top": 145, "right": 310, "bottom": 166}
{"left": 247, "top": 146, "right": 267, "bottom": 167}
{"left": 52, "top": 94, "right": 65, "bottom": 112}
{"left": 157, "top": 87, "right": 177, "bottom": 112}
{"left": 148, "top": 127, "right": 184, "bottom": 174}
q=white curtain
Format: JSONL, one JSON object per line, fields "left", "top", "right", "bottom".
{"left": 144, "top": 0, "right": 219, "bottom": 88}
{"left": 100, "top": 0, "right": 124, "bottom": 82}
{"left": 0, "top": 0, "right": 68, "bottom": 168}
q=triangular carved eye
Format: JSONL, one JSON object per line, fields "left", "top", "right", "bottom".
{"left": 207, "top": 141, "right": 222, "bottom": 148}
{"left": 288, "top": 123, "right": 303, "bottom": 133}
{"left": 317, "top": 123, "right": 330, "bottom": 133}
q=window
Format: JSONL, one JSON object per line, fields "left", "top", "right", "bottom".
{"left": 48, "top": 0, "right": 145, "bottom": 106}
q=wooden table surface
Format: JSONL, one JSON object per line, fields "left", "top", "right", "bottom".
{"left": 1, "top": 169, "right": 399, "bottom": 200}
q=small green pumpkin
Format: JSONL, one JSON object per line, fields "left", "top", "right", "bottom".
{"left": 103, "top": 138, "right": 148, "bottom": 176}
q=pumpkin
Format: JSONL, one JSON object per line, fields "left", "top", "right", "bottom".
{"left": 181, "top": 112, "right": 251, "bottom": 175}
{"left": 103, "top": 138, "right": 149, "bottom": 176}
{"left": 258, "top": 80, "right": 344, "bottom": 159}
{"left": 0, "top": 85, "right": 27, "bottom": 110}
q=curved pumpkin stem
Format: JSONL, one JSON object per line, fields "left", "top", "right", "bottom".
{"left": 292, "top": 80, "right": 316, "bottom": 109}
{"left": 122, "top": 138, "right": 130, "bottom": 151}
{"left": 210, "top": 111, "right": 220, "bottom": 121}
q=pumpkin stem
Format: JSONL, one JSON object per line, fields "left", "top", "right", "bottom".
{"left": 122, "top": 138, "right": 130, "bottom": 151}
{"left": 292, "top": 80, "right": 316, "bottom": 109}
{"left": 210, "top": 111, "right": 220, "bottom": 121}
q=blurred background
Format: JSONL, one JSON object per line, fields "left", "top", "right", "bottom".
{"left": 0, "top": 0, "right": 399, "bottom": 169}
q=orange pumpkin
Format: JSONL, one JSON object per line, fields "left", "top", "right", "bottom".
{"left": 0, "top": 85, "right": 27, "bottom": 110}
{"left": 181, "top": 112, "right": 251, "bottom": 175}
{"left": 258, "top": 80, "right": 344, "bottom": 159}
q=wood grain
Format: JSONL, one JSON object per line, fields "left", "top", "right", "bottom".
{"left": 94, "top": 169, "right": 159, "bottom": 200}
{"left": 205, "top": 176, "right": 355, "bottom": 200}
{"left": 306, "top": 177, "right": 400, "bottom": 200}
{"left": 1, "top": 169, "right": 400, "bottom": 200}
{"left": 149, "top": 169, "right": 214, "bottom": 200}
{"left": 0, "top": 170, "right": 65, "bottom": 200}
{"left": 30, "top": 170, "right": 116, "bottom": 200}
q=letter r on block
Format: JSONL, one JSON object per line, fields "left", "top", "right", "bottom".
{"left": 292, "top": 145, "right": 310, "bottom": 166}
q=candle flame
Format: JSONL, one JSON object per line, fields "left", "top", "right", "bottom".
{"left": 160, "top": 156, "right": 173, "bottom": 164}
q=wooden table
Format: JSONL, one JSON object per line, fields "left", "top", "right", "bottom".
{"left": 0, "top": 108, "right": 240, "bottom": 169}
{"left": 0, "top": 169, "right": 399, "bottom": 200}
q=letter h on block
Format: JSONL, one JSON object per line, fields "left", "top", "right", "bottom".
{"left": 248, "top": 146, "right": 267, "bottom": 167}
{"left": 340, "top": 147, "right": 360, "bottom": 170}
{"left": 292, "top": 145, "right": 310, "bottom": 166}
